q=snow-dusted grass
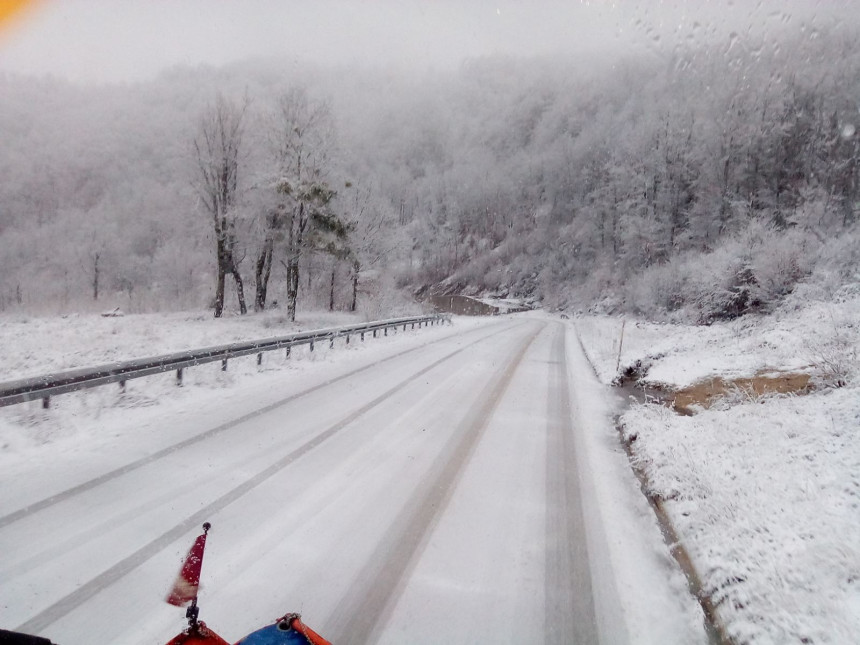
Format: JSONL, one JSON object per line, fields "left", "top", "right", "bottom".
{"left": 0, "top": 309, "right": 387, "bottom": 380}
{"left": 577, "top": 287, "right": 860, "bottom": 390}
{"left": 621, "top": 392, "right": 860, "bottom": 644}
{"left": 0, "top": 308, "right": 450, "bottom": 459}
{"left": 576, "top": 292, "right": 860, "bottom": 644}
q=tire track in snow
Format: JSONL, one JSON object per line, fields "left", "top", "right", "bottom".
{"left": 0, "top": 441, "right": 270, "bottom": 582}
{"left": 13, "top": 322, "right": 519, "bottom": 635}
{"left": 326, "top": 321, "right": 544, "bottom": 644}
{"left": 544, "top": 323, "right": 597, "bottom": 644}
{"left": 0, "top": 320, "right": 510, "bottom": 529}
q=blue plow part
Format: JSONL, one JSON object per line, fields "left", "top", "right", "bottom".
{"left": 235, "top": 622, "right": 312, "bottom": 644}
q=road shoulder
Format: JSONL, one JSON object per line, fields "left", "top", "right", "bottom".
{"left": 564, "top": 322, "right": 707, "bottom": 645}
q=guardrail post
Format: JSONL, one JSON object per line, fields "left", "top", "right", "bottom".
{"left": 346, "top": 334, "right": 350, "bottom": 345}
{"left": 221, "top": 358, "right": 228, "bottom": 371}
{"left": 285, "top": 346, "right": 291, "bottom": 359}
{"left": 373, "top": 329, "right": 377, "bottom": 338}
{"left": 119, "top": 380, "right": 126, "bottom": 393}
{"left": 310, "top": 340, "right": 314, "bottom": 352}
{"left": 384, "top": 328, "right": 387, "bottom": 337}
{"left": 403, "top": 323, "right": 407, "bottom": 332}
{"left": 257, "top": 353, "right": 263, "bottom": 366}
{"left": 361, "top": 332, "right": 365, "bottom": 342}
{"left": 411, "top": 322, "right": 415, "bottom": 330}
{"left": 329, "top": 336, "right": 335, "bottom": 349}
{"left": 42, "top": 396, "right": 50, "bottom": 409}
{"left": 176, "top": 368, "right": 183, "bottom": 386}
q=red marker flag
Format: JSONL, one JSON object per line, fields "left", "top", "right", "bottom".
{"left": 166, "top": 523, "right": 211, "bottom": 607}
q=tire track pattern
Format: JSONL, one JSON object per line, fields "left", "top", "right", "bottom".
{"left": 545, "top": 324, "right": 598, "bottom": 643}
{"left": 0, "top": 321, "right": 510, "bottom": 530}
{"left": 14, "top": 324, "right": 518, "bottom": 635}
{"left": 327, "top": 322, "right": 544, "bottom": 644}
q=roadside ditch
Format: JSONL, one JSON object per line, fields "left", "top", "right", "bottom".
{"left": 611, "top": 362, "right": 813, "bottom": 645}
{"left": 615, "top": 364, "right": 812, "bottom": 415}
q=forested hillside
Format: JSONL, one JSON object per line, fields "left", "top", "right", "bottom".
{"left": 2, "top": 27, "right": 858, "bottom": 321}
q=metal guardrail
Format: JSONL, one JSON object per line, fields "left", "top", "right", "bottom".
{"left": 0, "top": 314, "right": 449, "bottom": 409}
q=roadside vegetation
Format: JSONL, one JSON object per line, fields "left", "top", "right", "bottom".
{"left": 1, "top": 28, "right": 858, "bottom": 321}
{"left": 576, "top": 285, "right": 860, "bottom": 644}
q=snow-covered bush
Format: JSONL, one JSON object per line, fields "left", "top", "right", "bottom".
{"left": 694, "top": 262, "right": 759, "bottom": 324}
{"left": 750, "top": 227, "right": 819, "bottom": 308}
{"left": 803, "top": 311, "right": 859, "bottom": 389}
{"left": 624, "top": 243, "right": 753, "bottom": 323}
{"left": 559, "top": 260, "right": 622, "bottom": 314}
{"left": 618, "top": 221, "right": 826, "bottom": 324}
{"left": 357, "top": 273, "right": 423, "bottom": 321}
{"left": 804, "top": 226, "right": 860, "bottom": 297}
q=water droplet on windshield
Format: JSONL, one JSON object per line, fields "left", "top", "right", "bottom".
{"left": 725, "top": 32, "right": 740, "bottom": 55}
{"left": 841, "top": 124, "right": 856, "bottom": 140}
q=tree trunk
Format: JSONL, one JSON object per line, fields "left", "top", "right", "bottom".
{"left": 286, "top": 259, "right": 299, "bottom": 322}
{"left": 231, "top": 265, "right": 248, "bottom": 315}
{"left": 216, "top": 219, "right": 247, "bottom": 316}
{"left": 284, "top": 203, "right": 305, "bottom": 323}
{"left": 92, "top": 252, "right": 100, "bottom": 301}
{"left": 254, "top": 239, "right": 273, "bottom": 312}
{"left": 350, "top": 259, "right": 360, "bottom": 312}
{"left": 214, "top": 267, "right": 226, "bottom": 318}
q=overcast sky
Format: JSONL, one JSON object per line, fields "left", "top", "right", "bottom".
{"left": 0, "top": 0, "right": 852, "bottom": 83}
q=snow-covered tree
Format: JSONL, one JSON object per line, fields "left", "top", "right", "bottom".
{"left": 193, "top": 93, "right": 249, "bottom": 318}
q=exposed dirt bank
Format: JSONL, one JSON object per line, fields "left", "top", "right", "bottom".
{"left": 617, "top": 370, "right": 812, "bottom": 416}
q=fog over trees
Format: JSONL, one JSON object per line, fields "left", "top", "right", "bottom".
{"left": 1, "top": 26, "right": 858, "bottom": 322}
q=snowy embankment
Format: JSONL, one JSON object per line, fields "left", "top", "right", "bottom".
{"left": 575, "top": 290, "right": 860, "bottom": 645}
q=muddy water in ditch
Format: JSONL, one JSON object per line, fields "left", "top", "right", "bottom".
{"left": 618, "top": 372, "right": 812, "bottom": 415}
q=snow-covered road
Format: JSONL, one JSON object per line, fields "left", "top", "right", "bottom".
{"left": 1, "top": 318, "right": 600, "bottom": 644}
{"left": 1, "top": 315, "right": 706, "bottom": 644}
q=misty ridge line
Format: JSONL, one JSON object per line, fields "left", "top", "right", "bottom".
{"left": 0, "top": 24, "right": 858, "bottom": 324}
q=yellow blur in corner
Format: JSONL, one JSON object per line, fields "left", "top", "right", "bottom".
{"left": 0, "top": 0, "right": 38, "bottom": 32}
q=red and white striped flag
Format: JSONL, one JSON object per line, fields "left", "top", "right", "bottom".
{"left": 166, "top": 523, "right": 210, "bottom": 607}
